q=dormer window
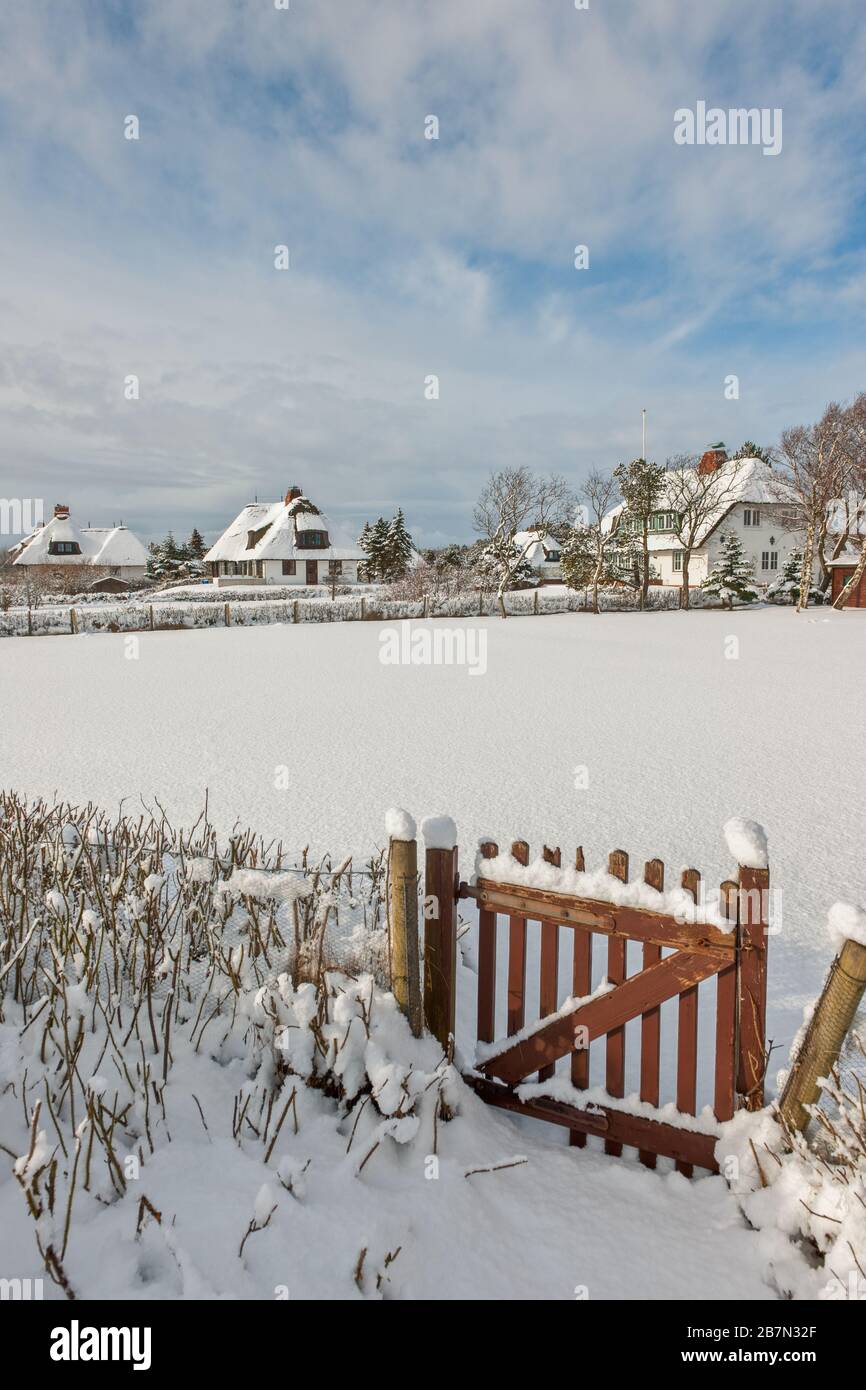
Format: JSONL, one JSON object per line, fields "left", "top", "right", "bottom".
{"left": 246, "top": 523, "right": 271, "bottom": 550}
{"left": 48, "top": 541, "right": 81, "bottom": 555}
{"left": 295, "top": 529, "right": 329, "bottom": 548}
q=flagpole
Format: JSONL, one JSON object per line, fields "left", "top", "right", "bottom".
{"left": 641, "top": 408, "right": 647, "bottom": 459}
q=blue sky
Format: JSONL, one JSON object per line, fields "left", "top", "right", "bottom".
{"left": 1, "top": 0, "right": 865, "bottom": 547}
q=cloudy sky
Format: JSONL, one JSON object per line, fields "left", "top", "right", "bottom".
{"left": 1, "top": 0, "right": 865, "bottom": 547}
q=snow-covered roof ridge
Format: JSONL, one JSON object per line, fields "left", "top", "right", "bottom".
{"left": 12, "top": 513, "right": 148, "bottom": 568}
{"left": 204, "top": 489, "right": 365, "bottom": 564}
{"left": 602, "top": 456, "right": 795, "bottom": 548}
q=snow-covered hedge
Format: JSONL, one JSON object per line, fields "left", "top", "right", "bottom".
{"left": 0, "top": 582, "right": 736, "bottom": 638}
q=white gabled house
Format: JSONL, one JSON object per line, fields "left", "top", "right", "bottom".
{"left": 513, "top": 527, "right": 563, "bottom": 582}
{"left": 604, "top": 446, "right": 800, "bottom": 589}
{"left": 204, "top": 486, "right": 366, "bottom": 586}
{"left": 10, "top": 504, "right": 148, "bottom": 589}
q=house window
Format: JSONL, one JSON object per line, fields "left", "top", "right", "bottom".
{"left": 761, "top": 551, "right": 779, "bottom": 571}
{"left": 48, "top": 541, "right": 81, "bottom": 555}
{"left": 672, "top": 552, "right": 683, "bottom": 572}
{"left": 648, "top": 511, "right": 679, "bottom": 533}
{"left": 744, "top": 508, "right": 761, "bottom": 527}
{"left": 327, "top": 560, "right": 343, "bottom": 576}
{"left": 545, "top": 550, "right": 561, "bottom": 563}
{"left": 282, "top": 560, "right": 296, "bottom": 576}
{"left": 296, "top": 530, "right": 329, "bottom": 548}
{"left": 255, "top": 561, "right": 263, "bottom": 578}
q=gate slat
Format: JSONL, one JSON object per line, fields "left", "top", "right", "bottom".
{"left": 477, "top": 841, "right": 499, "bottom": 1044}
{"left": 714, "top": 879, "right": 739, "bottom": 1121}
{"left": 605, "top": 850, "right": 629, "bottom": 1155}
{"left": 507, "top": 841, "right": 530, "bottom": 1036}
{"left": 639, "top": 858, "right": 664, "bottom": 1167}
{"left": 507, "top": 917, "right": 527, "bottom": 1034}
{"left": 537, "top": 845, "right": 561, "bottom": 1082}
{"left": 676, "top": 867, "right": 701, "bottom": 1176}
{"left": 570, "top": 927, "right": 592, "bottom": 1147}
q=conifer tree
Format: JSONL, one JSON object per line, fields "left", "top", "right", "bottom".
{"left": 384, "top": 508, "right": 415, "bottom": 579}
{"left": 358, "top": 517, "right": 390, "bottom": 581}
{"left": 701, "top": 531, "right": 760, "bottom": 608}
{"left": 187, "top": 528, "right": 207, "bottom": 560}
{"left": 612, "top": 458, "right": 666, "bottom": 610}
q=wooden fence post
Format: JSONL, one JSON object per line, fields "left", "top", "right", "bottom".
{"left": 778, "top": 935, "right": 866, "bottom": 1134}
{"left": 533, "top": 587, "right": 539, "bottom": 615}
{"left": 422, "top": 817, "right": 458, "bottom": 1050}
{"left": 149, "top": 605, "right": 155, "bottom": 631}
{"left": 224, "top": 603, "right": 231, "bottom": 627}
{"left": 69, "top": 607, "right": 78, "bottom": 635}
{"left": 388, "top": 811, "right": 421, "bottom": 1036}
{"left": 360, "top": 595, "right": 365, "bottom": 621}
{"left": 476, "top": 839, "right": 499, "bottom": 1043}
{"left": 737, "top": 864, "right": 770, "bottom": 1110}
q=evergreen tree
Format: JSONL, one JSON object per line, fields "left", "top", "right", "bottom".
{"left": 731, "top": 441, "right": 774, "bottom": 465}
{"left": 358, "top": 517, "right": 390, "bottom": 581}
{"left": 187, "top": 528, "right": 207, "bottom": 560}
{"left": 384, "top": 508, "right": 415, "bottom": 579}
{"left": 766, "top": 548, "right": 822, "bottom": 605}
{"left": 559, "top": 527, "right": 596, "bottom": 591}
{"left": 612, "top": 458, "right": 666, "bottom": 609}
{"left": 701, "top": 531, "right": 760, "bottom": 608}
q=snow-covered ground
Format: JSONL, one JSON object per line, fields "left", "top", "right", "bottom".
{"left": 1, "top": 606, "right": 864, "bottom": 1299}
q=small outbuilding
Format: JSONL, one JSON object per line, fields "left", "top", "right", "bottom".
{"left": 828, "top": 549, "right": 866, "bottom": 608}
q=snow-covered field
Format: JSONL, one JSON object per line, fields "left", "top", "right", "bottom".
{"left": 1, "top": 606, "right": 864, "bottom": 1299}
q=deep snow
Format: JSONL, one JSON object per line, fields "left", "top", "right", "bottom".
{"left": 1, "top": 606, "right": 864, "bottom": 1300}
{"left": 2, "top": 607, "right": 862, "bottom": 1063}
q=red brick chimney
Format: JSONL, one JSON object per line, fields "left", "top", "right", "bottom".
{"left": 54, "top": 503, "right": 70, "bottom": 519}
{"left": 698, "top": 444, "right": 728, "bottom": 476}
{"left": 284, "top": 485, "right": 303, "bottom": 505}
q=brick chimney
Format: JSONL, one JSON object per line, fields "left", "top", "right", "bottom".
{"left": 54, "top": 503, "right": 70, "bottom": 519}
{"left": 698, "top": 444, "right": 728, "bottom": 476}
{"left": 284, "top": 485, "right": 303, "bottom": 505}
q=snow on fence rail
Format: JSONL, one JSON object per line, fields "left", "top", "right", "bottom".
{"left": 0, "top": 586, "right": 715, "bottom": 638}
{"left": 388, "top": 811, "right": 772, "bottom": 1176}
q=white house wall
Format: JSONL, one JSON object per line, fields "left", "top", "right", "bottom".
{"left": 212, "top": 559, "right": 361, "bottom": 585}
{"left": 652, "top": 504, "right": 800, "bottom": 588}
{"left": 703, "top": 504, "right": 798, "bottom": 586}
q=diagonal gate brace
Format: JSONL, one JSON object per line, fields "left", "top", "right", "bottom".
{"left": 482, "top": 949, "right": 721, "bottom": 1086}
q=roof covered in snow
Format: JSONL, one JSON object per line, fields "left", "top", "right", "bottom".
{"left": 204, "top": 492, "right": 366, "bottom": 564}
{"left": 514, "top": 528, "right": 562, "bottom": 565}
{"left": 12, "top": 514, "right": 148, "bottom": 568}
{"left": 602, "top": 457, "right": 797, "bottom": 552}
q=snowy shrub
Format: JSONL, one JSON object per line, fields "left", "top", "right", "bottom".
{"left": 720, "top": 1040, "right": 866, "bottom": 1299}
{"left": 0, "top": 791, "right": 427, "bottom": 1297}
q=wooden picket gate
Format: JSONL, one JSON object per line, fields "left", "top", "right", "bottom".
{"left": 421, "top": 832, "right": 769, "bottom": 1176}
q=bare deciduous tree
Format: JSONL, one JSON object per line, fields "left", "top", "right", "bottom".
{"left": 831, "top": 393, "right": 866, "bottom": 609}
{"left": 775, "top": 403, "right": 846, "bottom": 611}
{"left": 664, "top": 453, "right": 747, "bottom": 610}
{"left": 560, "top": 469, "right": 621, "bottom": 613}
{"left": 473, "top": 467, "right": 575, "bottom": 618}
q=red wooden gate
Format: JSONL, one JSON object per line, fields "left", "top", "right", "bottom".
{"left": 454, "top": 839, "right": 769, "bottom": 1175}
